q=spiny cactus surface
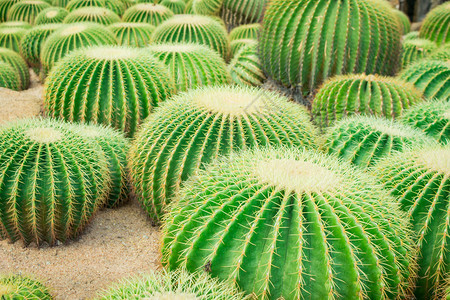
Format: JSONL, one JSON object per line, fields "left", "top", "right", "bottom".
{"left": 0, "top": 60, "right": 19, "bottom": 90}
{"left": 108, "top": 22, "right": 154, "bottom": 47}
{"left": 7, "top": 0, "right": 50, "bottom": 25}
{"left": 0, "top": 27, "right": 27, "bottom": 52}
{"left": 0, "top": 47, "right": 29, "bottom": 90}
{"left": 429, "top": 46, "right": 450, "bottom": 61}
{"left": 63, "top": 7, "right": 121, "bottom": 25}
{"left": 160, "top": 0, "right": 185, "bottom": 14}
{"left": 419, "top": 2, "right": 450, "bottom": 46}
{"left": 66, "top": 0, "right": 126, "bottom": 15}
{"left": 401, "top": 39, "right": 437, "bottom": 68}
{"left": 404, "top": 31, "right": 420, "bottom": 41}
{"left": 0, "top": 21, "right": 31, "bottom": 29}
{"left": 0, "top": 275, "right": 52, "bottom": 299}
{"left": 220, "top": 0, "right": 267, "bottom": 30}
{"left": 393, "top": 9, "right": 410, "bottom": 34}
{"left": 228, "top": 44, "right": 265, "bottom": 87}
{"left": 191, "top": 0, "right": 223, "bottom": 16}
{"left": 122, "top": 3, "right": 174, "bottom": 26}
{"left": 230, "top": 38, "right": 256, "bottom": 57}
{"left": 229, "top": 23, "right": 261, "bottom": 41}
{"left": 0, "top": 0, "right": 20, "bottom": 22}
{"left": 35, "top": 7, "right": 68, "bottom": 25}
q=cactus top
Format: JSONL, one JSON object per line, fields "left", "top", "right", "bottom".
{"left": 25, "top": 127, "right": 63, "bottom": 143}
{"left": 59, "top": 23, "right": 88, "bottom": 35}
{"left": 418, "top": 148, "right": 450, "bottom": 175}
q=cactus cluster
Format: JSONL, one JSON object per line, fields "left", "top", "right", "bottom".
{"left": 122, "top": 3, "right": 174, "bottom": 26}
{"left": 228, "top": 43, "right": 265, "bottom": 87}
{"left": 66, "top": 0, "right": 126, "bottom": 15}
{"left": 160, "top": 0, "right": 185, "bottom": 14}
{"left": 0, "top": 60, "right": 20, "bottom": 90}
{"left": 401, "top": 39, "right": 437, "bottom": 68}
{"left": 7, "top": 0, "right": 51, "bottom": 25}
{"left": 35, "top": 7, "right": 68, "bottom": 24}
{"left": 0, "top": 27, "right": 28, "bottom": 52}
{"left": 108, "top": 22, "right": 154, "bottom": 47}
{"left": 220, "top": 0, "right": 267, "bottom": 30}
{"left": 229, "top": 23, "right": 260, "bottom": 41}
{"left": 0, "top": 275, "right": 52, "bottom": 299}
{"left": 63, "top": 7, "right": 121, "bottom": 25}
{"left": 0, "top": 47, "right": 29, "bottom": 90}
{"left": 419, "top": 2, "right": 450, "bottom": 46}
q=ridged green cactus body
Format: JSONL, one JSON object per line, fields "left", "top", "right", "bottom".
{"left": 191, "top": 0, "right": 223, "bottom": 15}
{"left": 0, "top": 27, "right": 27, "bottom": 52}
{"left": 399, "top": 60, "right": 450, "bottom": 101}
{"left": 0, "top": 0, "right": 20, "bottom": 21}
{"left": 162, "top": 146, "right": 416, "bottom": 299}
{"left": 393, "top": 9, "right": 410, "bottom": 34}
{"left": 322, "top": 116, "right": 435, "bottom": 168}
{"left": 312, "top": 74, "right": 424, "bottom": 128}
{"left": 7, "top": 0, "right": 50, "bottom": 24}
{"left": 44, "top": 46, "right": 175, "bottom": 137}
{"left": 122, "top": 3, "right": 174, "bottom": 26}
{"left": 66, "top": 0, "right": 126, "bottom": 16}
{"left": 419, "top": 2, "right": 450, "bottom": 46}
{"left": 0, "top": 275, "right": 52, "bottom": 299}
{"left": 429, "top": 46, "right": 450, "bottom": 61}
{"left": 229, "top": 44, "right": 265, "bottom": 87}
{"left": 0, "top": 61, "right": 19, "bottom": 90}
{"left": 35, "top": 7, "right": 68, "bottom": 24}
{"left": 404, "top": 31, "right": 420, "bottom": 41}
{"left": 373, "top": 146, "right": 450, "bottom": 299}
{"left": 401, "top": 39, "right": 437, "bottom": 68}
{"left": 160, "top": 0, "right": 185, "bottom": 14}
{"left": 51, "top": 0, "right": 70, "bottom": 7}
{"left": 0, "top": 118, "right": 109, "bottom": 245}
{"left": 401, "top": 100, "right": 450, "bottom": 144}
{"left": 229, "top": 23, "right": 261, "bottom": 41}
{"left": 0, "top": 21, "right": 31, "bottom": 29}
{"left": 129, "top": 86, "right": 319, "bottom": 222}
{"left": 220, "top": 0, "right": 267, "bottom": 30}
{"left": 148, "top": 43, "right": 230, "bottom": 92}
{"left": 97, "top": 270, "right": 245, "bottom": 300}
{"left": 63, "top": 7, "right": 121, "bottom": 25}
{"left": 152, "top": 14, "right": 229, "bottom": 59}
{"left": 230, "top": 38, "right": 256, "bottom": 57}
{"left": 0, "top": 47, "right": 29, "bottom": 90}
{"left": 40, "top": 23, "right": 117, "bottom": 76}
{"left": 261, "top": 0, "right": 403, "bottom": 97}
{"left": 108, "top": 22, "right": 154, "bottom": 47}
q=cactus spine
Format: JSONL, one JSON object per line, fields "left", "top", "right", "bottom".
{"left": 393, "top": 9, "right": 410, "bottom": 34}
{"left": 7, "top": 0, "right": 51, "bottom": 25}
{"left": 419, "top": 2, "right": 450, "bottom": 46}
{"left": 63, "top": 7, "right": 121, "bottom": 25}
{"left": 0, "top": 61, "right": 19, "bottom": 90}
{"left": 401, "top": 39, "right": 437, "bottom": 68}
{"left": 0, "top": 47, "right": 29, "bottom": 90}
{"left": 122, "top": 3, "right": 174, "bottom": 26}
{"left": 0, "top": 27, "right": 28, "bottom": 53}
{"left": 229, "top": 23, "right": 261, "bottom": 41}
{"left": 230, "top": 38, "right": 256, "bottom": 57}
{"left": 0, "top": 275, "right": 52, "bottom": 299}
{"left": 220, "top": 0, "right": 267, "bottom": 30}
{"left": 0, "top": 0, "right": 20, "bottom": 21}
{"left": 228, "top": 44, "right": 265, "bottom": 87}
{"left": 191, "top": 0, "right": 223, "bottom": 16}
{"left": 35, "top": 7, "right": 69, "bottom": 25}
{"left": 429, "top": 46, "right": 450, "bottom": 61}
{"left": 108, "top": 22, "right": 154, "bottom": 47}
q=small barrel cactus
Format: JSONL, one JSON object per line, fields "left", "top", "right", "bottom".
{"left": 393, "top": 9, "right": 410, "bottom": 34}
{"left": 229, "top": 23, "right": 261, "bottom": 41}
{"left": 373, "top": 145, "right": 450, "bottom": 299}
{"left": 160, "top": 0, "right": 185, "bottom": 14}
{"left": 7, "top": 0, "right": 50, "bottom": 25}
{"left": 220, "top": 0, "right": 267, "bottom": 30}
{"left": 44, "top": 46, "right": 175, "bottom": 137}
{"left": 429, "top": 46, "right": 450, "bottom": 61}
{"left": 0, "top": 118, "right": 109, "bottom": 245}
{"left": 0, "top": 60, "right": 20, "bottom": 90}
{"left": 0, "top": 275, "right": 52, "bottom": 299}
{"left": 419, "top": 2, "right": 450, "bottom": 46}
{"left": 51, "top": 0, "right": 70, "bottom": 6}
{"left": 0, "top": 47, "right": 29, "bottom": 90}
{"left": 40, "top": 22, "right": 117, "bottom": 76}
{"left": 228, "top": 44, "right": 265, "bottom": 87}
{"left": 152, "top": 14, "right": 229, "bottom": 59}
{"left": 312, "top": 74, "right": 424, "bottom": 128}
{"left": 108, "top": 22, "right": 154, "bottom": 47}
{"left": 67, "top": 0, "right": 126, "bottom": 15}
{"left": 162, "top": 146, "right": 416, "bottom": 299}
{"left": 230, "top": 38, "right": 256, "bottom": 57}
{"left": 63, "top": 7, "right": 121, "bottom": 25}
{"left": 35, "top": 7, "right": 69, "bottom": 25}
{"left": 0, "top": 27, "right": 27, "bottom": 53}
{"left": 261, "top": 0, "right": 403, "bottom": 97}
{"left": 401, "top": 100, "right": 450, "bottom": 144}
{"left": 122, "top": 3, "right": 174, "bottom": 26}
{"left": 147, "top": 43, "right": 230, "bottom": 92}
{"left": 0, "top": 0, "right": 20, "bottom": 21}
{"left": 322, "top": 116, "right": 436, "bottom": 168}
{"left": 191, "top": 0, "right": 223, "bottom": 16}
{"left": 404, "top": 31, "right": 420, "bottom": 41}
{"left": 129, "top": 85, "right": 319, "bottom": 222}
{"left": 0, "top": 21, "right": 32, "bottom": 29}
{"left": 401, "top": 39, "right": 437, "bottom": 68}
{"left": 96, "top": 270, "right": 245, "bottom": 300}
{"left": 399, "top": 60, "right": 450, "bottom": 101}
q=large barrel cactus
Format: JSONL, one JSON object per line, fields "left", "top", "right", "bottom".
{"left": 229, "top": 23, "right": 261, "bottom": 41}
{"left": 44, "top": 46, "right": 175, "bottom": 137}
{"left": 373, "top": 145, "right": 450, "bottom": 299}
{"left": 0, "top": 60, "right": 19, "bottom": 90}
{"left": 419, "top": 2, "right": 450, "bottom": 46}
{"left": 401, "top": 39, "right": 437, "bottom": 68}
{"left": 0, "top": 275, "right": 52, "bottom": 299}
{"left": 35, "top": 7, "right": 68, "bottom": 25}
{"left": 401, "top": 100, "right": 450, "bottom": 145}
{"left": 162, "top": 146, "right": 416, "bottom": 299}
{"left": 0, "top": 27, "right": 27, "bottom": 53}
{"left": 0, "top": 0, "right": 20, "bottom": 21}
{"left": 322, "top": 116, "right": 436, "bottom": 168}
{"left": 0, "top": 118, "right": 109, "bottom": 246}
{"left": 63, "top": 7, "right": 121, "bottom": 25}
{"left": 129, "top": 85, "right": 319, "bottom": 222}
{"left": 220, "top": 0, "right": 267, "bottom": 30}
{"left": 108, "top": 22, "right": 154, "bottom": 47}
{"left": 228, "top": 44, "right": 265, "bottom": 87}
{"left": 122, "top": 3, "right": 174, "bottom": 26}
{"left": 66, "top": 0, "right": 126, "bottom": 16}
{"left": 7, "top": 0, "right": 50, "bottom": 25}
{"left": 312, "top": 74, "right": 424, "bottom": 128}
{"left": 260, "top": 0, "right": 403, "bottom": 97}
{"left": 0, "top": 47, "right": 29, "bottom": 90}
{"left": 147, "top": 43, "right": 230, "bottom": 92}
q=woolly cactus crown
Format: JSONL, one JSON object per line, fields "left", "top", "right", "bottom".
{"left": 35, "top": 7, "right": 68, "bottom": 25}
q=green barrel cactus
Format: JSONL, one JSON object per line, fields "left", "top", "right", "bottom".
{"left": 401, "top": 100, "right": 450, "bottom": 144}
{"left": 160, "top": 0, "right": 185, "bottom": 14}
{"left": 40, "top": 23, "right": 117, "bottom": 76}
{"left": 322, "top": 116, "right": 435, "bottom": 168}
{"left": 312, "top": 74, "right": 424, "bottom": 128}
{"left": 66, "top": 0, "right": 126, "bottom": 16}
{"left": 151, "top": 14, "right": 229, "bottom": 59}
{"left": 229, "top": 23, "right": 261, "bottom": 41}
{"left": 0, "top": 118, "right": 109, "bottom": 246}
{"left": 96, "top": 270, "right": 245, "bottom": 300}
{"left": 220, "top": 0, "right": 267, "bottom": 30}
{"left": 63, "top": 7, "right": 121, "bottom": 25}
{"left": 404, "top": 31, "right": 420, "bottom": 41}
{"left": 122, "top": 3, "right": 174, "bottom": 26}
{"left": 191, "top": 0, "right": 222, "bottom": 16}
{"left": 429, "top": 46, "right": 450, "bottom": 61}
{"left": 0, "top": 275, "right": 52, "bottom": 299}
{"left": 401, "top": 39, "right": 437, "bottom": 68}
{"left": 0, "top": 61, "right": 19, "bottom": 90}
{"left": 0, "top": 47, "right": 29, "bottom": 90}
{"left": 147, "top": 43, "right": 230, "bottom": 92}
{"left": 129, "top": 85, "right": 319, "bottom": 222}
{"left": 393, "top": 9, "right": 410, "bottom": 34}
{"left": 399, "top": 60, "right": 450, "bottom": 101}
{"left": 44, "top": 46, "right": 175, "bottom": 137}
{"left": 230, "top": 38, "right": 256, "bottom": 57}
{"left": 0, "top": 21, "right": 31, "bottom": 29}
{"left": 0, "top": 27, "right": 27, "bottom": 53}
{"left": 373, "top": 145, "right": 450, "bottom": 299}
{"left": 162, "top": 146, "right": 416, "bottom": 299}
{"left": 228, "top": 44, "right": 265, "bottom": 87}
{"left": 419, "top": 2, "right": 450, "bottom": 46}
{"left": 261, "top": 0, "right": 403, "bottom": 97}
{"left": 35, "top": 7, "right": 69, "bottom": 25}
{"left": 108, "top": 22, "right": 154, "bottom": 47}
{"left": 51, "top": 0, "right": 70, "bottom": 7}
{"left": 0, "top": 0, "right": 20, "bottom": 21}
{"left": 7, "top": 0, "right": 51, "bottom": 25}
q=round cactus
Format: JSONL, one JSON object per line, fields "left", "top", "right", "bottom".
{"left": 160, "top": 0, "right": 185, "bottom": 14}
{"left": 66, "top": 0, "right": 126, "bottom": 16}
{"left": 373, "top": 145, "right": 450, "bottom": 299}
{"left": 151, "top": 14, "right": 229, "bottom": 59}
{"left": 35, "top": 7, "right": 68, "bottom": 25}
{"left": 401, "top": 99, "right": 450, "bottom": 145}
{"left": 129, "top": 85, "right": 319, "bottom": 222}
{"left": 122, "top": 3, "right": 174, "bottom": 26}
{"left": 7, "top": 0, "right": 51, "bottom": 25}
{"left": 429, "top": 46, "right": 450, "bottom": 61}
{"left": 220, "top": 0, "right": 267, "bottom": 30}
{"left": 229, "top": 23, "right": 261, "bottom": 41}
{"left": 0, "top": 0, "right": 20, "bottom": 22}
{"left": 44, "top": 46, "right": 175, "bottom": 137}
{"left": 399, "top": 60, "right": 450, "bottom": 101}
{"left": 228, "top": 44, "right": 265, "bottom": 87}
{"left": 0, "top": 27, "right": 27, "bottom": 52}
{"left": 0, "top": 61, "right": 19, "bottom": 90}
{"left": 0, "top": 118, "right": 109, "bottom": 245}
{"left": 63, "top": 7, "right": 121, "bottom": 25}
{"left": 51, "top": 0, "right": 70, "bottom": 7}
{"left": 230, "top": 38, "right": 256, "bottom": 57}
{"left": 108, "top": 22, "right": 154, "bottom": 47}
{"left": 162, "top": 146, "right": 416, "bottom": 299}
{"left": 191, "top": 0, "right": 223, "bottom": 16}
{"left": 40, "top": 22, "right": 117, "bottom": 76}
{"left": 96, "top": 270, "right": 245, "bottom": 300}
{"left": 0, "top": 21, "right": 31, "bottom": 29}
{"left": 401, "top": 39, "right": 437, "bottom": 68}
{"left": 0, "top": 47, "right": 29, "bottom": 90}
{"left": 147, "top": 43, "right": 230, "bottom": 92}
{"left": 419, "top": 2, "right": 450, "bottom": 46}
{"left": 404, "top": 31, "right": 420, "bottom": 41}
{"left": 393, "top": 9, "right": 410, "bottom": 34}
{"left": 261, "top": 0, "right": 403, "bottom": 97}
{"left": 322, "top": 116, "right": 436, "bottom": 168}
{"left": 312, "top": 74, "right": 424, "bottom": 128}
{"left": 0, "top": 275, "right": 52, "bottom": 299}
